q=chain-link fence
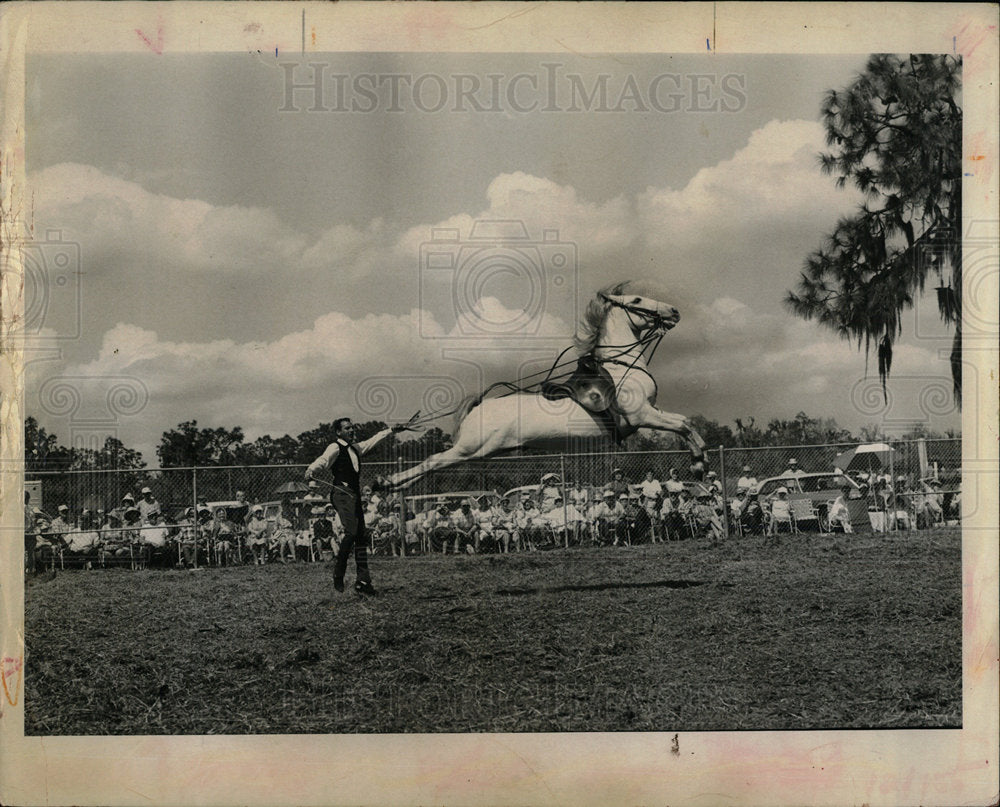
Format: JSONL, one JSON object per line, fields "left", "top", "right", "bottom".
{"left": 26, "top": 437, "right": 961, "bottom": 568}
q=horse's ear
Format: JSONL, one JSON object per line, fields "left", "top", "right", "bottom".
{"left": 611, "top": 281, "right": 629, "bottom": 295}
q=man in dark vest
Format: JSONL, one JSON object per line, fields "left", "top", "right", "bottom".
{"left": 306, "top": 415, "right": 418, "bottom": 595}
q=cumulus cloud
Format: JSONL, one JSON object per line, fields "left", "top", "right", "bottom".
{"left": 639, "top": 119, "right": 858, "bottom": 247}
{"left": 30, "top": 163, "right": 308, "bottom": 275}
{"left": 26, "top": 118, "right": 959, "bottom": 458}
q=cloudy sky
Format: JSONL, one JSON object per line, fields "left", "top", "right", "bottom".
{"left": 24, "top": 52, "right": 960, "bottom": 462}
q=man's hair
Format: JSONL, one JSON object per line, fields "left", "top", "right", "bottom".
{"left": 333, "top": 417, "right": 352, "bottom": 434}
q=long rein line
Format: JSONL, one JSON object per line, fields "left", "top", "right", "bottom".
{"left": 405, "top": 316, "right": 666, "bottom": 428}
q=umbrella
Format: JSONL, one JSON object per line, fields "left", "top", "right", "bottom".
{"left": 273, "top": 480, "right": 310, "bottom": 496}
{"left": 833, "top": 442, "right": 897, "bottom": 472}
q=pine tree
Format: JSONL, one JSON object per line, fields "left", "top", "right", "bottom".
{"left": 786, "top": 54, "right": 962, "bottom": 402}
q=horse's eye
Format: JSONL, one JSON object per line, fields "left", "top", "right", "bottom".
{"left": 632, "top": 297, "right": 641, "bottom": 304}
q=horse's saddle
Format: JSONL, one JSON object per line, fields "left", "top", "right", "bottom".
{"left": 541, "top": 355, "right": 627, "bottom": 442}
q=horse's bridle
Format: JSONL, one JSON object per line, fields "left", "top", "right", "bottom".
{"left": 598, "top": 292, "right": 676, "bottom": 335}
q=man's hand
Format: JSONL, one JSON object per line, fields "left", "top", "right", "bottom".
{"left": 391, "top": 411, "right": 424, "bottom": 433}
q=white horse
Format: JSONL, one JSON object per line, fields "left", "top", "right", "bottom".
{"left": 386, "top": 282, "right": 707, "bottom": 490}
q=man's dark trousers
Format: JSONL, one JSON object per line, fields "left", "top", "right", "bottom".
{"left": 331, "top": 487, "right": 370, "bottom": 584}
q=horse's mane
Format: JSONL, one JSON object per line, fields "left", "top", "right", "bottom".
{"left": 574, "top": 279, "right": 667, "bottom": 354}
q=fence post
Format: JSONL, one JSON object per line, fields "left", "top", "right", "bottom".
{"left": 888, "top": 437, "right": 896, "bottom": 533}
{"left": 192, "top": 467, "right": 199, "bottom": 569}
{"left": 560, "top": 453, "right": 569, "bottom": 548}
{"left": 718, "top": 444, "right": 731, "bottom": 538}
{"left": 397, "top": 457, "right": 405, "bottom": 557}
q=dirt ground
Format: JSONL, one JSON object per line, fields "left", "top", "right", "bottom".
{"left": 24, "top": 528, "right": 961, "bottom": 734}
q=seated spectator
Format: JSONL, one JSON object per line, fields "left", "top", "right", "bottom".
{"left": 140, "top": 509, "right": 172, "bottom": 567}
{"left": 691, "top": 492, "right": 724, "bottom": 542}
{"left": 705, "top": 471, "right": 722, "bottom": 497}
{"left": 311, "top": 504, "right": 336, "bottom": 561}
{"left": 211, "top": 507, "right": 239, "bottom": 566}
{"left": 664, "top": 468, "right": 684, "bottom": 495}
{"left": 768, "top": 488, "right": 793, "bottom": 535}
{"left": 609, "top": 468, "right": 629, "bottom": 499}
{"left": 272, "top": 503, "right": 296, "bottom": 563}
{"left": 891, "top": 493, "right": 912, "bottom": 531}
{"left": 517, "top": 498, "right": 547, "bottom": 550}
{"left": 474, "top": 495, "right": 499, "bottom": 553}
{"left": 642, "top": 491, "right": 662, "bottom": 542}
{"left": 916, "top": 480, "right": 944, "bottom": 528}
{"left": 741, "top": 493, "right": 766, "bottom": 535}
{"left": 729, "top": 490, "right": 748, "bottom": 533}
{"left": 176, "top": 507, "right": 199, "bottom": 568}
{"left": 295, "top": 525, "right": 315, "bottom": 561}
{"left": 639, "top": 471, "right": 663, "bottom": 503}
{"left": 587, "top": 489, "right": 621, "bottom": 546}
{"left": 539, "top": 473, "right": 562, "bottom": 513}
{"left": 450, "top": 500, "right": 478, "bottom": 554}
{"left": 626, "top": 493, "right": 652, "bottom": 544}
{"left": 615, "top": 493, "right": 635, "bottom": 545}
{"left": 736, "top": 465, "right": 758, "bottom": 494}
{"left": 425, "top": 500, "right": 457, "bottom": 554}
{"left": 119, "top": 506, "right": 146, "bottom": 568}
{"left": 371, "top": 500, "right": 402, "bottom": 556}
{"left": 827, "top": 485, "right": 854, "bottom": 533}
{"left": 659, "top": 491, "right": 686, "bottom": 540}
{"left": 246, "top": 505, "right": 270, "bottom": 564}
{"left": 543, "top": 495, "right": 584, "bottom": 546}
{"left": 492, "top": 496, "right": 519, "bottom": 553}
{"left": 65, "top": 510, "right": 100, "bottom": 568}
{"left": 37, "top": 504, "right": 72, "bottom": 568}
{"left": 567, "top": 479, "right": 590, "bottom": 513}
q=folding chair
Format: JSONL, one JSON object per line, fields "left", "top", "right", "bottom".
{"left": 789, "top": 499, "right": 820, "bottom": 533}
{"left": 768, "top": 502, "right": 796, "bottom": 535}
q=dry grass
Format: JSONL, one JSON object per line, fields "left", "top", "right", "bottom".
{"left": 25, "top": 528, "right": 961, "bottom": 734}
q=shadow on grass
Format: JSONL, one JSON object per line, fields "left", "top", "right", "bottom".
{"left": 496, "top": 579, "right": 711, "bottom": 596}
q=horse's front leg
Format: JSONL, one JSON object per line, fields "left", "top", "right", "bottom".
{"left": 629, "top": 403, "right": 708, "bottom": 479}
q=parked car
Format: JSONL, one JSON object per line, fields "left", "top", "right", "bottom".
{"left": 403, "top": 490, "right": 496, "bottom": 516}
{"left": 753, "top": 472, "right": 865, "bottom": 530}
{"left": 755, "top": 472, "right": 863, "bottom": 504}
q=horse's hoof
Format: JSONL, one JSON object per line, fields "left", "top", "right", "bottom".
{"left": 690, "top": 460, "right": 706, "bottom": 482}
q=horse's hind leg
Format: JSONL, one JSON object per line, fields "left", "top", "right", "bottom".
{"left": 387, "top": 427, "right": 513, "bottom": 490}
{"left": 630, "top": 403, "right": 708, "bottom": 477}
{"left": 386, "top": 447, "right": 468, "bottom": 490}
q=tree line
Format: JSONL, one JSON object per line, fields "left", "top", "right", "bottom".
{"left": 23, "top": 413, "right": 958, "bottom": 473}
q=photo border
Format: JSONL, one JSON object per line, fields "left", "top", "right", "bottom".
{"left": 1, "top": 3, "right": 996, "bottom": 805}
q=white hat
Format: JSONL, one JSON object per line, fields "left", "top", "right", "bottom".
{"left": 122, "top": 493, "right": 135, "bottom": 502}
{"left": 58, "top": 504, "right": 68, "bottom": 512}
{"left": 618, "top": 493, "right": 628, "bottom": 500}
{"left": 788, "top": 458, "right": 798, "bottom": 465}
{"left": 742, "top": 465, "right": 751, "bottom": 472}
{"left": 252, "top": 505, "right": 264, "bottom": 513}
{"left": 602, "top": 489, "right": 616, "bottom": 498}
{"left": 141, "top": 486, "right": 152, "bottom": 494}
{"left": 776, "top": 486, "right": 788, "bottom": 494}
{"left": 707, "top": 471, "right": 717, "bottom": 478}
{"left": 541, "top": 473, "right": 559, "bottom": 482}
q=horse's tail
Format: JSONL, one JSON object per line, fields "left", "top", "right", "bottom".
{"left": 453, "top": 393, "right": 485, "bottom": 432}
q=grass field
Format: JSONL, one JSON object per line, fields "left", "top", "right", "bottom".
{"left": 24, "top": 528, "right": 961, "bottom": 734}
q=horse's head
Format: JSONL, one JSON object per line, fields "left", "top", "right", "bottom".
{"left": 599, "top": 289, "right": 680, "bottom": 335}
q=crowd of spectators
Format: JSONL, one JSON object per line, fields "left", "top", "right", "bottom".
{"left": 24, "top": 460, "right": 960, "bottom": 573}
